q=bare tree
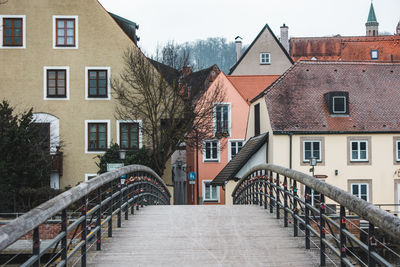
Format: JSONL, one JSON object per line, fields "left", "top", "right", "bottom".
{"left": 112, "top": 46, "right": 225, "bottom": 176}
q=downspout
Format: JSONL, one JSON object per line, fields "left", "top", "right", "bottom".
{"left": 289, "top": 132, "right": 293, "bottom": 169}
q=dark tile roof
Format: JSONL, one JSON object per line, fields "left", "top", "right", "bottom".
{"left": 229, "top": 24, "right": 294, "bottom": 75}
{"left": 183, "top": 65, "right": 220, "bottom": 99}
{"left": 211, "top": 133, "right": 268, "bottom": 185}
{"left": 264, "top": 61, "right": 400, "bottom": 133}
{"left": 290, "top": 35, "right": 400, "bottom": 62}
{"left": 109, "top": 12, "right": 139, "bottom": 44}
{"left": 148, "top": 58, "right": 180, "bottom": 87}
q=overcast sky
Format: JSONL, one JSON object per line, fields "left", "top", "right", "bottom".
{"left": 98, "top": 0, "right": 400, "bottom": 56}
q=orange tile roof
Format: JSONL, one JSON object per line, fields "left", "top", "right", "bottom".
{"left": 227, "top": 75, "right": 279, "bottom": 103}
{"left": 290, "top": 35, "right": 400, "bottom": 62}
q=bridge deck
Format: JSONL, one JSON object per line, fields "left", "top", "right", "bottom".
{"left": 87, "top": 205, "right": 319, "bottom": 266}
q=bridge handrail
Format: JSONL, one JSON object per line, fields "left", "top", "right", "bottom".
{"left": 0, "top": 164, "right": 170, "bottom": 251}
{"left": 232, "top": 163, "right": 400, "bottom": 240}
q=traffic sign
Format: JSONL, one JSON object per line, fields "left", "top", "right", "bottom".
{"left": 107, "top": 163, "right": 124, "bottom": 172}
{"left": 188, "top": 171, "right": 196, "bottom": 181}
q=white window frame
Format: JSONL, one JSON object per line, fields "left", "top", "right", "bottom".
{"left": 396, "top": 140, "right": 400, "bottom": 162}
{"left": 371, "top": 50, "right": 379, "bottom": 60}
{"left": 303, "top": 140, "right": 322, "bottom": 162}
{"left": 32, "top": 113, "right": 60, "bottom": 154}
{"left": 228, "top": 139, "right": 244, "bottom": 161}
{"left": 43, "top": 66, "right": 70, "bottom": 100}
{"left": 260, "top": 52, "right": 271, "bottom": 64}
{"left": 203, "top": 140, "right": 220, "bottom": 162}
{"left": 116, "top": 120, "right": 143, "bottom": 149}
{"left": 0, "top": 15, "right": 26, "bottom": 49}
{"left": 350, "top": 140, "right": 368, "bottom": 161}
{"left": 202, "top": 180, "right": 220, "bottom": 202}
{"left": 85, "top": 67, "right": 111, "bottom": 100}
{"left": 213, "top": 103, "right": 231, "bottom": 137}
{"left": 53, "top": 15, "right": 78, "bottom": 49}
{"left": 85, "top": 173, "right": 97, "bottom": 181}
{"left": 351, "top": 183, "right": 369, "bottom": 202}
{"left": 332, "top": 96, "right": 346, "bottom": 113}
{"left": 85, "top": 120, "right": 111, "bottom": 154}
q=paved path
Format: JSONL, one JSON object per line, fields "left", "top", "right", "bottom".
{"left": 87, "top": 205, "right": 319, "bottom": 267}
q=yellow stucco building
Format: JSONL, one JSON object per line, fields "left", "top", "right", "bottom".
{"left": 0, "top": 0, "right": 172, "bottom": 192}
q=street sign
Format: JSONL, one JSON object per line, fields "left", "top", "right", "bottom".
{"left": 189, "top": 181, "right": 195, "bottom": 185}
{"left": 107, "top": 163, "right": 124, "bottom": 172}
{"left": 188, "top": 171, "right": 196, "bottom": 181}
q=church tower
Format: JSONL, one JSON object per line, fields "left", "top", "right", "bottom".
{"left": 365, "top": 2, "right": 379, "bottom": 36}
{"left": 396, "top": 21, "right": 400, "bottom": 35}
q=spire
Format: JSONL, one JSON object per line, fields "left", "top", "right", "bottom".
{"left": 367, "top": 2, "right": 378, "bottom": 23}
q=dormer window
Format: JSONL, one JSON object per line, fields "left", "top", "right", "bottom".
{"left": 333, "top": 96, "right": 346, "bottom": 113}
{"left": 324, "top": 91, "right": 349, "bottom": 116}
{"left": 370, "top": 50, "right": 378, "bottom": 60}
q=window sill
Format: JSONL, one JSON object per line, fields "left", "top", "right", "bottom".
{"left": 203, "top": 200, "right": 219, "bottom": 203}
{"left": 204, "top": 160, "right": 219, "bottom": 163}
{"left": 260, "top": 63, "right": 271, "bottom": 65}
{"left": 350, "top": 160, "right": 369, "bottom": 163}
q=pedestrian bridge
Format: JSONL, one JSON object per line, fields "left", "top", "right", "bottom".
{"left": 0, "top": 164, "right": 400, "bottom": 266}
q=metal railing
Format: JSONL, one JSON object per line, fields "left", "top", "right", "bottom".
{"left": 0, "top": 164, "right": 170, "bottom": 267}
{"left": 232, "top": 164, "right": 400, "bottom": 267}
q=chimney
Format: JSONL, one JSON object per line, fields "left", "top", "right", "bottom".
{"left": 235, "top": 36, "right": 242, "bottom": 62}
{"left": 280, "top": 24, "right": 289, "bottom": 52}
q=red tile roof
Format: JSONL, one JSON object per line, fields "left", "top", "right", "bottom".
{"left": 290, "top": 35, "right": 400, "bottom": 62}
{"left": 227, "top": 75, "right": 279, "bottom": 103}
{"left": 264, "top": 61, "right": 400, "bottom": 133}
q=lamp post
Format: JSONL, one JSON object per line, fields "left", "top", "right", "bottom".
{"left": 119, "top": 149, "right": 126, "bottom": 161}
{"left": 309, "top": 156, "right": 317, "bottom": 178}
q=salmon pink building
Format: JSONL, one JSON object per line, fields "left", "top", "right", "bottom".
{"left": 186, "top": 73, "right": 278, "bottom": 204}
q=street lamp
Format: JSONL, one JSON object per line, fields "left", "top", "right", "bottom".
{"left": 309, "top": 156, "right": 317, "bottom": 177}
{"left": 119, "top": 149, "right": 126, "bottom": 161}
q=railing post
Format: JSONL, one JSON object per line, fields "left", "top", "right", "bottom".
{"left": 61, "top": 209, "right": 67, "bottom": 265}
{"left": 293, "top": 180, "right": 298, "bottom": 237}
{"left": 264, "top": 177, "right": 268, "bottom": 210}
{"left": 81, "top": 196, "right": 87, "bottom": 267}
{"left": 124, "top": 183, "right": 129, "bottom": 220}
{"left": 32, "top": 227, "right": 40, "bottom": 267}
{"left": 130, "top": 182, "right": 135, "bottom": 215}
{"left": 118, "top": 181, "right": 122, "bottom": 227}
{"left": 283, "top": 176, "right": 288, "bottom": 227}
{"left": 319, "top": 194, "right": 326, "bottom": 266}
{"left": 269, "top": 171, "right": 273, "bottom": 213}
{"left": 108, "top": 181, "right": 113, "bottom": 237}
{"left": 305, "top": 185, "right": 311, "bottom": 249}
{"left": 141, "top": 182, "right": 144, "bottom": 208}
{"left": 276, "top": 173, "right": 280, "bottom": 219}
{"left": 96, "top": 187, "right": 102, "bottom": 251}
{"left": 368, "top": 223, "right": 377, "bottom": 267}
{"left": 259, "top": 178, "right": 263, "bottom": 207}
{"left": 339, "top": 205, "right": 347, "bottom": 266}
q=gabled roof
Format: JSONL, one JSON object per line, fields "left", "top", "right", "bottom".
{"left": 229, "top": 24, "right": 294, "bottom": 74}
{"left": 109, "top": 12, "right": 139, "bottom": 44}
{"left": 227, "top": 75, "right": 279, "bottom": 103}
{"left": 211, "top": 133, "right": 268, "bottom": 186}
{"left": 264, "top": 61, "right": 400, "bottom": 133}
{"left": 290, "top": 35, "right": 400, "bottom": 62}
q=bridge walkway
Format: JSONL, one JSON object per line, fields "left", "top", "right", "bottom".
{"left": 87, "top": 205, "right": 319, "bottom": 266}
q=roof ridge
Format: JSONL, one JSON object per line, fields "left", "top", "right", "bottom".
{"left": 227, "top": 75, "right": 280, "bottom": 78}
{"left": 296, "top": 60, "right": 400, "bottom": 66}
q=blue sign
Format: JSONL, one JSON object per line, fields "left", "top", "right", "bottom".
{"left": 188, "top": 171, "right": 196, "bottom": 181}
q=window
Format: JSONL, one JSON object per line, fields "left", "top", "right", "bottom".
{"left": 351, "top": 183, "right": 369, "bottom": 201}
{"left": 396, "top": 140, "right": 400, "bottom": 162}
{"left": 85, "top": 67, "right": 110, "bottom": 100}
{"left": 203, "top": 181, "right": 219, "bottom": 202}
{"left": 229, "top": 140, "right": 244, "bottom": 161}
{"left": 303, "top": 141, "right": 321, "bottom": 162}
{"left": 371, "top": 50, "right": 378, "bottom": 60}
{"left": 53, "top": 16, "right": 78, "bottom": 49}
{"left": 34, "top": 123, "right": 51, "bottom": 152}
{"left": 3, "top": 18, "right": 22, "bottom": 46}
{"left": 85, "top": 174, "right": 97, "bottom": 181}
{"left": 260, "top": 53, "right": 271, "bottom": 64}
{"left": 46, "top": 69, "right": 66, "bottom": 98}
{"left": 44, "top": 67, "right": 69, "bottom": 100}
{"left": 350, "top": 140, "right": 368, "bottom": 161}
{"left": 324, "top": 92, "right": 349, "bottom": 116}
{"left": 203, "top": 140, "right": 219, "bottom": 162}
{"left": 394, "top": 137, "right": 400, "bottom": 164}
{"left": 214, "top": 104, "right": 230, "bottom": 136}
{"left": 120, "top": 122, "right": 139, "bottom": 150}
{"left": 1, "top": 15, "right": 25, "bottom": 48}
{"left": 254, "top": 103, "right": 260, "bottom": 136}
{"left": 85, "top": 120, "right": 110, "bottom": 153}
{"left": 333, "top": 96, "right": 346, "bottom": 113}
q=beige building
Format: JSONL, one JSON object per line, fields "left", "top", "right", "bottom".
{"left": 229, "top": 24, "right": 293, "bottom": 75}
{"left": 215, "top": 61, "right": 400, "bottom": 208}
{"left": 0, "top": 0, "right": 172, "bottom": 192}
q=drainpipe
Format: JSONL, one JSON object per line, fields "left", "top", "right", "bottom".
{"left": 289, "top": 132, "right": 293, "bottom": 169}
